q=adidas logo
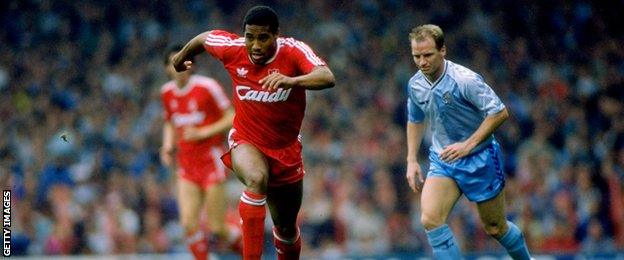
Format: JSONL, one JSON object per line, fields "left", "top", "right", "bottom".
{"left": 237, "top": 67, "right": 248, "bottom": 78}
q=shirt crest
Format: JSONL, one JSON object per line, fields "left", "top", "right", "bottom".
{"left": 443, "top": 92, "right": 453, "bottom": 104}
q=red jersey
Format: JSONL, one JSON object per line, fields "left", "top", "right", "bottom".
{"left": 203, "top": 30, "right": 326, "bottom": 149}
{"left": 161, "top": 75, "right": 231, "bottom": 153}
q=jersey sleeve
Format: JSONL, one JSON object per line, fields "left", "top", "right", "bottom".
{"left": 462, "top": 76, "right": 506, "bottom": 115}
{"left": 287, "top": 38, "right": 327, "bottom": 74}
{"left": 205, "top": 80, "right": 231, "bottom": 111}
{"left": 160, "top": 93, "right": 172, "bottom": 122}
{"left": 407, "top": 83, "right": 425, "bottom": 123}
{"left": 203, "top": 30, "right": 244, "bottom": 63}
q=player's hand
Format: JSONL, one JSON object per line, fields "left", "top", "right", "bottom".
{"left": 439, "top": 141, "right": 474, "bottom": 162}
{"left": 182, "top": 126, "right": 206, "bottom": 141}
{"left": 259, "top": 72, "right": 296, "bottom": 91}
{"left": 172, "top": 53, "right": 193, "bottom": 72}
{"left": 406, "top": 161, "right": 424, "bottom": 193}
{"left": 160, "top": 146, "right": 175, "bottom": 167}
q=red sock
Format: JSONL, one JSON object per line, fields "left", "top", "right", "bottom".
{"left": 186, "top": 230, "right": 208, "bottom": 260}
{"left": 239, "top": 190, "right": 266, "bottom": 260}
{"left": 273, "top": 227, "right": 301, "bottom": 260}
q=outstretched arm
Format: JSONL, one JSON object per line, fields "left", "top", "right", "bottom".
{"left": 260, "top": 66, "right": 335, "bottom": 91}
{"left": 293, "top": 66, "right": 335, "bottom": 90}
{"left": 172, "top": 32, "right": 211, "bottom": 72}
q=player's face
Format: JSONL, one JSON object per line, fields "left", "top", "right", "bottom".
{"left": 165, "top": 53, "right": 192, "bottom": 83}
{"left": 411, "top": 37, "right": 446, "bottom": 79}
{"left": 244, "top": 24, "right": 278, "bottom": 64}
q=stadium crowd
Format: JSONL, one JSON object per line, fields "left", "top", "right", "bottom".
{"left": 1, "top": 0, "right": 623, "bottom": 257}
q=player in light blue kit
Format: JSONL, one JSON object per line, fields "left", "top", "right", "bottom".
{"left": 405, "top": 24, "right": 532, "bottom": 259}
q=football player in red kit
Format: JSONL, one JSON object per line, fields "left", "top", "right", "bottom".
{"left": 172, "top": 5, "right": 335, "bottom": 260}
{"left": 161, "top": 45, "right": 240, "bottom": 259}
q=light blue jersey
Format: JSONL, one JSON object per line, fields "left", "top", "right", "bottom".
{"left": 407, "top": 60, "right": 505, "bottom": 155}
{"left": 408, "top": 59, "right": 531, "bottom": 259}
{"left": 407, "top": 59, "right": 507, "bottom": 202}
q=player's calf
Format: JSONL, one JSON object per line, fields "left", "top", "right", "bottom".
{"left": 425, "top": 224, "right": 462, "bottom": 259}
{"left": 239, "top": 190, "right": 267, "bottom": 259}
{"left": 495, "top": 221, "right": 531, "bottom": 260}
{"left": 273, "top": 226, "right": 301, "bottom": 260}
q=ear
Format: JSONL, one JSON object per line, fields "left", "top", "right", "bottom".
{"left": 440, "top": 45, "right": 446, "bottom": 56}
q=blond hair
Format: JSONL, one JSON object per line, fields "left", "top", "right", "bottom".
{"left": 409, "top": 24, "right": 445, "bottom": 50}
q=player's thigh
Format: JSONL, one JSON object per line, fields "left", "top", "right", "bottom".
{"left": 267, "top": 180, "right": 303, "bottom": 229}
{"left": 205, "top": 182, "right": 227, "bottom": 233}
{"left": 420, "top": 176, "right": 462, "bottom": 230}
{"left": 476, "top": 190, "right": 507, "bottom": 237}
{"left": 230, "top": 143, "right": 269, "bottom": 192}
{"left": 177, "top": 177, "right": 205, "bottom": 228}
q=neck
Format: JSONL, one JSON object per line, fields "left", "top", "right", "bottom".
{"left": 175, "top": 77, "right": 189, "bottom": 88}
{"left": 426, "top": 60, "right": 445, "bottom": 83}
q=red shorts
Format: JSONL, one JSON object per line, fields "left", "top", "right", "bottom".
{"left": 221, "top": 129, "right": 305, "bottom": 187}
{"left": 177, "top": 146, "right": 227, "bottom": 189}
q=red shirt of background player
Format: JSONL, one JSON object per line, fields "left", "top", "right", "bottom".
{"left": 161, "top": 75, "right": 231, "bottom": 185}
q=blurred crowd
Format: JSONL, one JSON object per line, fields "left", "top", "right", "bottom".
{"left": 1, "top": 0, "right": 623, "bottom": 257}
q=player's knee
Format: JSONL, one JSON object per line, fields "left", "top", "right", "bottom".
{"left": 242, "top": 171, "right": 268, "bottom": 192}
{"left": 420, "top": 213, "right": 445, "bottom": 231}
{"left": 483, "top": 221, "right": 507, "bottom": 238}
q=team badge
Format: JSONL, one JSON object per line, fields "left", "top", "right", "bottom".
{"left": 443, "top": 92, "right": 452, "bottom": 104}
{"left": 269, "top": 68, "right": 280, "bottom": 75}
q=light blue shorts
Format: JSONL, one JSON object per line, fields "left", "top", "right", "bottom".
{"left": 428, "top": 141, "right": 505, "bottom": 202}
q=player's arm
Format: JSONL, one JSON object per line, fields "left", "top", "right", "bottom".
{"left": 292, "top": 66, "right": 335, "bottom": 90}
{"left": 183, "top": 107, "right": 235, "bottom": 142}
{"left": 172, "top": 32, "right": 211, "bottom": 72}
{"left": 462, "top": 108, "right": 508, "bottom": 149}
{"left": 260, "top": 65, "right": 335, "bottom": 91}
{"left": 439, "top": 108, "right": 509, "bottom": 162}
{"left": 160, "top": 121, "right": 176, "bottom": 167}
{"left": 406, "top": 121, "right": 426, "bottom": 192}
{"left": 406, "top": 93, "right": 426, "bottom": 192}
{"left": 406, "top": 122, "right": 425, "bottom": 163}
{"left": 440, "top": 77, "right": 508, "bottom": 162}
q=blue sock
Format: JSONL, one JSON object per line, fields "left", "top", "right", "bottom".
{"left": 426, "top": 224, "right": 462, "bottom": 260}
{"left": 497, "top": 221, "right": 531, "bottom": 260}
